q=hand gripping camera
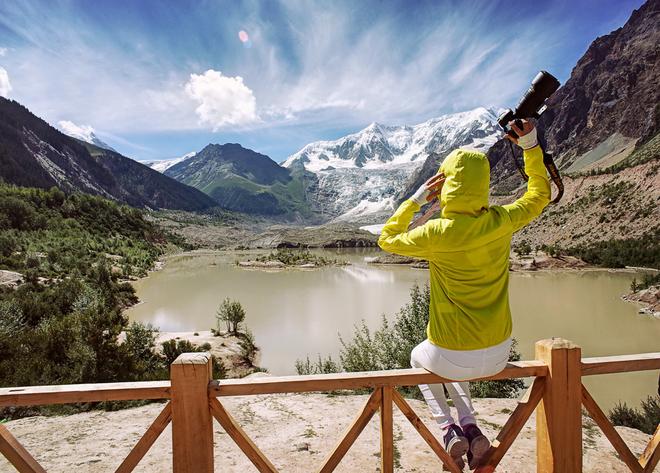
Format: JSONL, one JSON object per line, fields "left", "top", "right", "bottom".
{"left": 498, "top": 71, "right": 564, "bottom": 203}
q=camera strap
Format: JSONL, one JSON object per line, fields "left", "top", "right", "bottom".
{"left": 543, "top": 151, "right": 564, "bottom": 204}
{"left": 507, "top": 141, "right": 564, "bottom": 204}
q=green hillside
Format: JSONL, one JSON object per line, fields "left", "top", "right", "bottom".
{"left": 165, "top": 143, "right": 318, "bottom": 220}
{"left": 0, "top": 184, "right": 185, "bottom": 398}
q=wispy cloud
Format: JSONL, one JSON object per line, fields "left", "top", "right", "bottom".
{"left": 0, "top": 47, "right": 7, "bottom": 57}
{"left": 0, "top": 0, "right": 644, "bottom": 160}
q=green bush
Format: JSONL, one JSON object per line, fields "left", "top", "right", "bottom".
{"left": 216, "top": 298, "right": 246, "bottom": 334}
{"left": 513, "top": 240, "right": 532, "bottom": 257}
{"left": 297, "top": 284, "right": 524, "bottom": 399}
{"left": 160, "top": 338, "right": 227, "bottom": 379}
{"left": 238, "top": 328, "right": 258, "bottom": 363}
{"left": 0, "top": 183, "right": 192, "bottom": 417}
{"left": 295, "top": 355, "right": 341, "bottom": 375}
{"left": 609, "top": 395, "right": 660, "bottom": 434}
{"left": 631, "top": 272, "right": 660, "bottom": 292}
{"left": 250, "top": 248, "right": 344, "bottom": 266}
{"left": 565, "top": 228, "right": 660, "bottom": 269}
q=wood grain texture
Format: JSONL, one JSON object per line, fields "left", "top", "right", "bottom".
{"left": 581, "top": 353, "right": 660, "bottom": 376}
{"left": 210, "top": 398, "right": 278, "bottom": 473}
{"left": 0, "top": 381, "right": 170, "bottom": 407}
{"left": 210, "top": 362, "right": 548, "bottom": 397}
{"left": 640, "top": 424, "right": 660, "bottom": 473}
{"left": 380, "top": 387, "right": 394, "bottom": 473}
{"left": 318, "top": 389, "right": 382, "bottom": 473}
{"left": 535, "top": 338, "right": 582, "bottom": 473}
{"left": 0, "top": 424, "right": 46, "bottom": 473}
{"left": 480, "top": 377, "right": 546, "bottom": 469}
{"left": 115, "top": 402, "right": 172, "bottom": 473}
{"left": 581, "top": 384, "right": 643, "bottom": 473}
{"left": 391, "top": 389, "right": 463, "bottom": 473}
{"left": 171, "top": 353, "right": 214, "bottom": 473}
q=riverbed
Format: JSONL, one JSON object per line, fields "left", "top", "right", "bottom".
{"left": 126, "top": 249, "right": 660, "bottom": 411}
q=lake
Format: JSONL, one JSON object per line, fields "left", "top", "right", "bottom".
{"left": 126, "top": 249, "right": 660, "bottom": 411}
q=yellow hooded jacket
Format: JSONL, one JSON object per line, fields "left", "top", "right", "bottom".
{"left": 378, "top": 146, "right": 551, "bottom": 350}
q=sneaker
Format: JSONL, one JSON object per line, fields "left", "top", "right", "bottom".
{"left": 463, "top": 424, "right": 490, "bottom": 470}
{"left": 442, "top": 424, "right": 468, "bottom": 471}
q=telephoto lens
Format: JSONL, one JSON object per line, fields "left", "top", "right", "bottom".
{"left": 514, "top": 71, "right": 560, "bottom": 119}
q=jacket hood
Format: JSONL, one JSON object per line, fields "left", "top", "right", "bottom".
{"left": 439, "top": 149, "right": 490, "bottom": 217}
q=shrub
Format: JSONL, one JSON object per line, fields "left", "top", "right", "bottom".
{"left": 565, "top": 228, "right": 660, "bottom": 269}
{"left": 513, "top": 240, "right": 532, "bottom": 257}
{"left": 301, "top": 284, "right": 524, "bottom": 399}
{"left": 123, "top": 322, "right": 162, "bottom": 381}
{"left": 160, "top": 338, "right": 227, "bottom": 379}
{"left": 216, "top": 298, "right": 245, "bottom": 334}
{"left": 238, "top": 328, "right": 258, "bottom": 362}
{"left": 608, "top": 397, "right": 658, "bottom": 434}
{"left": 295, "top": 355, "right": 341, "bottom": 375}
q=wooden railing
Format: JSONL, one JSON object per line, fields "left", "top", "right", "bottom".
{"left": 0, "top": 338, "right": 658, "bottom": 472}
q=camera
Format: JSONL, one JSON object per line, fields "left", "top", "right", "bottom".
{"left": 497, "top": 71, "right": 560, "bottom": 137}
{"left": 497, "top": 70, "right": 564, "bottom": 204}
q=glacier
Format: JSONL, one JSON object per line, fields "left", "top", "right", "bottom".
{"left": 283, "top": 107, "right": 500, "bottom": 223}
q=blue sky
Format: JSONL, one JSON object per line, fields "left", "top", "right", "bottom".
{"left": 0, "top": 0, "right": 645, "bottom": 162}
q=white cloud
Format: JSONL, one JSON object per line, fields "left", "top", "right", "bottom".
{"left": 184, "top": 69, "right": 258, "bottom": 130}
{"left": 0, "top": 67, "right": 11, "bottom": 97}
{"left": 0, "top": 47, "right": 7, "bottom": 57}
{"left": 57, "top": 120, "right": 96, "bottom": 142}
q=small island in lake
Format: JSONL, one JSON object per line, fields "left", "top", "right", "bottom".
{"left": 237, "top": 248, "right": 349, "bottom": 269}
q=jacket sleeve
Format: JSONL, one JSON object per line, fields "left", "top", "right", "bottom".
{"left": 378, "top": 199, "right": 440, "bottom": 260}
{"left": 502, "top": 145, "right": 551, "bottom": 232}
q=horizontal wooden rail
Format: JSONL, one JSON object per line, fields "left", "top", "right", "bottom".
{"left": 1, "top": 351, "right": 658, "bottom": 408}
{"left": 581, "top": 352, "right": 660, "bottom": 376}
{"left": 0, "top": 344, "right": 659, "bottom": 473}
{"left": 0, "top": 381, "right": 170, "bottom": 408}
{"left": 210, "top": 361, "right": 548, "bottom": 397}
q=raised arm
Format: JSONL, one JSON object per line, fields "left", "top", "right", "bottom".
{"left": 378, "top": 173, "right": 445, "bottom": 259}
{"left": 378, "top": 200, "right": 440, "bottom": 259}
{"left": 502, "top": 120, "right": 551, "bottom": 232}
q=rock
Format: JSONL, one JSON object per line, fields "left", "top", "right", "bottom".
{"left": 0, "top": 270, "right": 23, "bottom": 287}
{"left": 623, "top": 284, "right": 660, "bottom": 317}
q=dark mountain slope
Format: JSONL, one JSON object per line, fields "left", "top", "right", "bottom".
{"left": 0, "top": 98, "right": 216, "bottom": 211}
{"left": 489, "top": 0, "right": 660, "bottom": 184}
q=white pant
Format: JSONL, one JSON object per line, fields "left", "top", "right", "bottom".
{"left": 410, "top": 338, "right": 512, "bottom": 428}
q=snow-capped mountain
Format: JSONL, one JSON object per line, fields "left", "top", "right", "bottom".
{"left": 145, "top": 152, "right": 197, "bottom": 173}
{"left": 282, "top": 107, "right": 499, "bottom": 171}
{"left": 282, "top": 107, "right": 500, "bottom": 223}
{"left": 57, "top": 120, "right": 116, "bottom": 152}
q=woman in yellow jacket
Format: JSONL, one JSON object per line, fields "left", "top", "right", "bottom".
{"left": 378, "top": 120, "right": 550, "bottom": 470}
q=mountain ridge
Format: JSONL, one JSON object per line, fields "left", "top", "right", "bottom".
{"left": 163, "top": 143, "right": 316, "bottom": 219}
{"left": 487, "top": 0, "right": 660, "bottom": 189}
{"left": 0, "top": 97, "right": 217, "bottom": 211}
{"left": 281, "top": 107, "right": 502, "bottom": 222}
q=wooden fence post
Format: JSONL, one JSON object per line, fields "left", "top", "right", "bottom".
{"left": 535, "top": 338, "right": 582, "bottom": 473}
{"left": 380, "top": 386, "right": 394, "bottom": 473}
{"left": 171, "top": 352, "right": 214, "bottom": 473}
